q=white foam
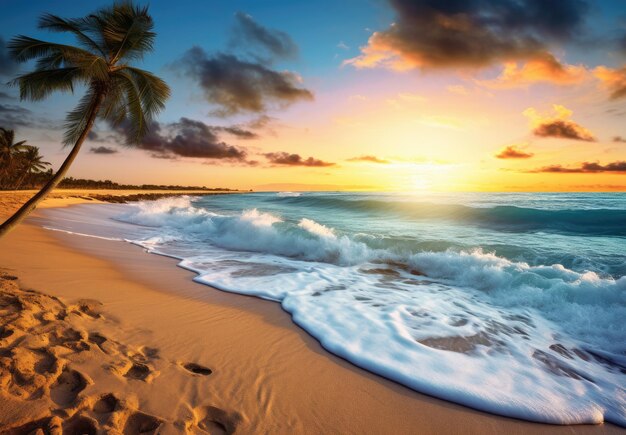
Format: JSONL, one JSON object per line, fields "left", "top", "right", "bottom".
{"left": 298, "top": 218, "right": 336, "bottom": 239}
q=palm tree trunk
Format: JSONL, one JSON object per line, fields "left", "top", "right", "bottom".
{"left": 0, "top": 92, "right": 104, "bottom": 240}
{"left": 14, "top": 171, "right": 29, "bottom": 190}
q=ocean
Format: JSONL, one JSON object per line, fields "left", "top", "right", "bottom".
{"left": 37, "top": 192, "right": 626, "bottom": 426}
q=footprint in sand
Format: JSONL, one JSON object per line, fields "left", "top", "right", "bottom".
{"left": 74, "top": 299, "right": 103, "bottom": 319}
{"left": 195, "top": 405, "right": 241, "bottom": 435}
{"left": 123, "top": 411, "right": 163, "bottom": 434}
{"left": 6, "top": 415, "right": 63, "bottom": 435}
{"left": 87, "top": 331, "right": 118, "bottom": 355}
{"left": 124, "top": 362, "right": 152, "bottom": 381}
{"left": 34, "top": 348, "right": 58, "bottom": 372}
{"left": 62, "top": 414, "right": 98, "bottom": 435}
{"left": 50, "top": 367, "right": 88, "bottom": 407}
{"left": 182, "top": 362, "right": 212, "bottom": 376}
{"left": 0, "top": 325, "right": 14, "bottom": 340}
{"left": 92, "top": 393, "right": 119, "bottom": 414}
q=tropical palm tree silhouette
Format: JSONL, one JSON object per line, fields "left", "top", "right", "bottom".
{"left": 0, "top": 128, "right": 29, "bottom": 188}
{"left": 14, "top": 146, "right": 51, "bottom": 189}
{"left": 0, "top": 2, "right": 170, "bottom": 239}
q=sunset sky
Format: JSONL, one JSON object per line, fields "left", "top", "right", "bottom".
{"left": 1, "top": 0, "right": 625, "bottom": 191}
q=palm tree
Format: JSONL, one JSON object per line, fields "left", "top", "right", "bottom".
{"left": 0, "top": 128, "right": 29, "bottom": 188}
{"left": 14, "top": 146, "right": 51, "bottom": 189}
{"left": 0, "top": 2, "right": 170, "bottom": 239}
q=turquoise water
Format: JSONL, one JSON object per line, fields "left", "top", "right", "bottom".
{"left": 40, "top": 192, "right": 626, "bottom": 425}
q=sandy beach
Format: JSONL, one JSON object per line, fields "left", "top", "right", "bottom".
{"left": 0, "top": 191, "right": 622, "bottom": 434}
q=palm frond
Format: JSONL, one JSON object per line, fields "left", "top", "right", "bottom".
{"left": 96, "top": 2, "right": 155, "bottom": 63}
{"left": 38, "top": 14, "right": 106, "bottom": 57}
{"left": 122, "top": 66, "right": 169, "bottom": 118}
{"left": 8, "top": 36, "right": 98, "bottom": 64}
{"left": 63, "top": 88, "right": 100, "bottom": 146}
{"left": 99, "top": 75, "right": 129, "bottom": 126}
{"left": 0, "top": 128, "right": 15, "bottom": 148}
{"left": 115, "top": 70, "right": 146, "bottom": 144}
{"left": 9, "top": 36, "right": 110, "bottom": 83}
{"left": 10, "top": 68, "right": 84, "bottom": 101}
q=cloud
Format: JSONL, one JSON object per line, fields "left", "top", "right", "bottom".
{"left": 347, "top": 155, "right": 391, "bottom": 164}
{"left": 593, "top": 65, "right": 626, "bottom": 100}
{"left": 337, "top": 41, "right": 350, "bottom": 50}
{"left": 523, "top": 104, "right": 596, "bottom": 142}
{"left": 0, "top": 36, "right": 18, "bottom": 77}
{"left": 89, "top": 146, "right": 118, "bottom": 154}
{"left": 181, "top": 47, "right": 313, "bottom": 116}
{"left": 263, "top": 152, "right": 335, "bottom": 167}
{"left": 112, "top": 117, "right": 250, "bottom": 161}
{"left": 344, "top": 0, "right": 588, "bottom": 83}
{"left": 0, "top": 103, "right": 33, "bottom": 128}
{"left": 532, "top": 120, "right": 596, "bottom": 142}
{"left": 613, "top": 136, "right": 626, "bottom": 143}
{"left": 0, "top": 91, "right": 13, "bottom": 100}
{"left": 231, "top": 12, "right": 298, "bottom": 61}
{"left": 245, "top": 115, "right": 274, "bottom": 130}
{"left": 480, "top": 53, "right": 587, "bottom": 88}
{"left": 495, "top": 145, "right": 534, "bottom": 159}
{"left": 529, "top": 161, "right": 626, "bottom": 173}
{"left": 214, "top": 125, "right": 259, "bottom": 139}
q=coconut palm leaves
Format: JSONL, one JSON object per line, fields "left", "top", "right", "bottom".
{"left": 8, "top": 2, "right": 170, "bottom": 146}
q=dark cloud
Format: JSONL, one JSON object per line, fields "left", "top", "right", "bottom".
{"left": 530, "top": 161, "right": 626, "bottom": 173}
{"left": 215, "top": 125, "right": 258, "bottom": 139}
{"left": 89, "top": 146, "right": 118, "bottom": 154}
{"left": 533, "top": 120, "right": 596, "bottom": 142}
{"left": 263, "top": 152, "right": 335, "bottom": 167}
{"left": 181, "top": 47, "right": 313, "bottom": 116}
{"left": 246, "top": 115, "right": 274, "bottom": 130}
{"left": 0, "top": 91, "right": 13, "bottom": 100}
{"left": 232, "top": 12, "right": 298, "bottom": 61}
{"left": 347, "top": 155, "right": 391, "bottom": 164}
{"left": 0, "top": 103, "right": 32, "bottom": 128}
{"left": 495, "top": 145, "right": 534, "bottom": 159}
{"left": 112, "top": 117, "right": 249, "bottom": 161}
{"left": 0, "top": 103, "right": 60, "bottom": 132}
{"left": 613, "top": 136, "right": 626, "bottom": 143}
{"left": 87, "top": 130, "right": 121, "bottom": 144}
{"left": 347, "top": 0, "right": 588, "bottom": 70}
{"left": 0, "top": 37, "right": 18, "bottom": 77}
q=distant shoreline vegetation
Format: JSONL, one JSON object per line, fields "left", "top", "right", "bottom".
{"left": 1, "top": 174, "right": 239, "bottom": 192}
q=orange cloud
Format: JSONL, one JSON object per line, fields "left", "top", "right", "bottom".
{"left": 529, "top": 161, "right": 626, "bottom": 173}
{"left": 523, "top": 105, "right": 596, "bottom": 142}
{"left": 480, "top": 53, "right": 588, "bottom": 89}
{"left": 347, "top": 155, "right": 391, "bottom": 164}
{"left": 495, "top": 145, "right": 534, "bottom": 159}
{"left": 343, "top": 30, "right": 417, "bottom": 71}
{"left": 593, "top": 65, "right": 626, "bottom": 100}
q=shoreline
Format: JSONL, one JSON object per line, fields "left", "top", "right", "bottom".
{"left": 0, "top": 193, "right": 622, "bottom": 433}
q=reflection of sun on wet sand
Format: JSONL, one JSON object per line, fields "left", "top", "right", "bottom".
{"left": 0, "top": 272, "right": 238, "bottom": 434}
